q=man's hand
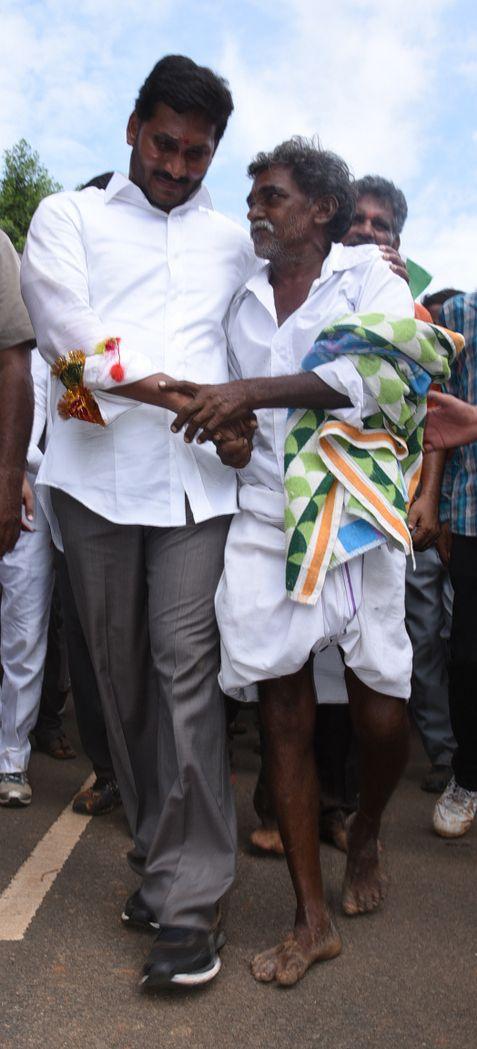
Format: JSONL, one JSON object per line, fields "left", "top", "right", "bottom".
{"left": 379, "top": 246, "right": 409, "bottom": 284}
{"left": 0, "top": 466, "right": 24, "bottom": 557}
{"left": 215, "top": 435, "right": 252, "bottom": 468}
{"left": 408, "top": 492, "right": 441, "bottom": 550}
{"left": 165, "top": 379, "right": 254, "bottom": 441}
{"left": 424, "top": 391, "right": 477, "bottom": 452}
{"left": 435, "top": 521, "right": 452, "bottom": 567}
{"left": 21, "top": 475, "right": 35, "bottom": 532}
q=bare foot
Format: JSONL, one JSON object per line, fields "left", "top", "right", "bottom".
{"left": 342, "top": 812, "right": 387, "bottom": 916}
{"left": 251, "top": 919, "right": 341, "bottom": 986}
{"left": 249, "top": 826, "right": 285, "bottom": 856}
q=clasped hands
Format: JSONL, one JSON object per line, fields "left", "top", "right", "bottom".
{"left": 161, "top": 378, "right": 256, "bottom": 469}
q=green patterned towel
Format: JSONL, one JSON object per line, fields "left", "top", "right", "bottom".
{"left": 284, "top": 313, "right": 462, "bottom": 605}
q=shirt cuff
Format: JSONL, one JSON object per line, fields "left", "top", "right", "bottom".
{"left": 312, "top": 358, "right": 376, "bottom": 429}
{"left": 83, "top": 345, "right": 155, "bottom": 390}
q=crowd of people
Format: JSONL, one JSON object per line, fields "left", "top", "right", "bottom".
{"left": 0, "top": 53, "right": 476, "bottom": 993}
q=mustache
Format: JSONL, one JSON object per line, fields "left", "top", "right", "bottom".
{"left": 250, "top": 219, "right": 275, "bottom": 236}
{"left": 153, "top": 169, "right": 190, "bottom": 186}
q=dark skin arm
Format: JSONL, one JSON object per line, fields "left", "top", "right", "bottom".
{"left": 108, "top": 372, "right": 255, "bottom": 468}
{"left": 0, "top": 344, "right": 34, "bottom": 557}
{"left": 408, "top": 448, "right": 447, "bottom": 550}
{"left": 162, "top": 374, "right": 351, "bottom": 443}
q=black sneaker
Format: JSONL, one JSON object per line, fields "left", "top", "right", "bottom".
{"left": 72, "top": 777, "right": 121, "bottom": 816}
{"left": 121, "top": 889, "right": 160, "bottom": 931}
{"left": 140, "top": 925, "right": 225, "bottom": 990}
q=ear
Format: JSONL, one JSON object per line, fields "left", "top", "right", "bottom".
{"left": 126, "top": 112, "right": 139, "bottom": 147}
{"left": 312, "top": 195, "right": 339, "bottom": 227}
{"left": 392, "top": 233, "right": 401, "bottom": 250}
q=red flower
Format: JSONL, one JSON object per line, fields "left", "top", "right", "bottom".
{"left": 110, "top": 363, "right": 125, "bottom": 382}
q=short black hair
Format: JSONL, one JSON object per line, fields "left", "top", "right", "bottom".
{"left": 81, "top": 172, "right": 114, "bottom": 191}
{"left": 354, "top": 175, "right": 408, "bottom": 236}
{"left": 422, "top": 288, "right": 465, "bottom": 309}
{"left": 247, "top": 137, "right": 355, "bottom": 242}
{"left": 135, "top": 54, "right": 233, "bottom": 146}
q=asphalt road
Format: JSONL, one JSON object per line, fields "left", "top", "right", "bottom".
{"left": 0, "top": 705, "right": 475, "bottom": 1049}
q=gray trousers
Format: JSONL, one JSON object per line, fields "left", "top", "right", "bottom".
{"left": 405, "top": 549, "right": 455, "bottom": 766}
{"left": 51, "top": 489, "right": 236, "bottom": 929}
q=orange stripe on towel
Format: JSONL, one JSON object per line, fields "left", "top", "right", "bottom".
{"left": 320, "top": 438, "right": 410, "bottom": 546}
{"left": 300, "top": 480, "right": 338, "bottom": 600}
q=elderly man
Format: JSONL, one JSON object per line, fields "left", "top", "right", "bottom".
{"left": 21, "top": 54, "right": 255, "bottom": 990}
{"left": 167, "top": 138, "right": 455, "bottom": 985}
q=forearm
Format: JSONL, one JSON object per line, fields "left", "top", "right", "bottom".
{"left": 0, "top": 349, "right": 34, "bottom": 474}
{"left": 418, "top": 449, "right": 447, "bottom": 505}
{"left": 241, "top": 373, "right": 351, "bottom": 412}
{"left": 108, "top": 373, "right": 189, "bottom": 414}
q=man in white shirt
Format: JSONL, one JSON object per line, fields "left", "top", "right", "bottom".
{"left": 0, "top": 352, "right": 56, "bottom": 806}
{"left": 167, "top": 139, "right": 417, "bottom": 986}
{"left": 21, "top": 54, "right": 255, "bottom": 990}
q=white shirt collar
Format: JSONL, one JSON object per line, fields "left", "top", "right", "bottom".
{"left": 104, "top": 172, "right": 213, "bottom": 214}
{"left": 244, "top": 240, "right": 379, "bottom": 297}
{"left": 243, "top": 241, "right": 380, "bottom": 312}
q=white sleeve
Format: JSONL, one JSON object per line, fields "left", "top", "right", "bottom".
{"left": 312, "top": 256, "right": 415, "bottom": 428}
{"left": 21, "top": 195, "right": 155, "bottom": 424}
{"left": 355, "top": 253, "right": 415, "bottom": 317}
{"left": 26, "top": 350, "right": 47, "bottom": 473}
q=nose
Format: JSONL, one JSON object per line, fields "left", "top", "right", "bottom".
{"left": 247, "top": 201, "right": 265, "bottom": 222}
{"left": 361, "top": 218, "right": 377, "bottom": 242}
{"left": 165, "top": 152, "right": 188, "bottom": 181}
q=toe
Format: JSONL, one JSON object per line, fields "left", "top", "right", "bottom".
{"left": 251, "top": 946, "right": 280, "bottom": 982}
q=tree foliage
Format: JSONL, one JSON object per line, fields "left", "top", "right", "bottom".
{"left": 0, "top": 139, "right": 62, "bottom": 253}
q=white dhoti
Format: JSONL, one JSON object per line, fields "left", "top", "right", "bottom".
{"left": 216, "top": 487, "right": 412, "bottom": 702}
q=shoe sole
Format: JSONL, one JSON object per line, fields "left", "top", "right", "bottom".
{"left": 433, "top": 820, "right": 472, "bottom": 838}
{"left": 140, "top": 955, "right": 221, "bottom": 991}
{"left": 0, "top": 794, "right": 31, "bottom": 807}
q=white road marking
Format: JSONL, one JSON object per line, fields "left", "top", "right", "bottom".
{"left": 0, "top": 774, "right": 95, "bottom": 941}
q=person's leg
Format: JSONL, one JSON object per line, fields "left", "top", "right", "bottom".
{"left": 249, "top": 709, "right": 285, "bottom": 856}
{"left": 405, "top": 550, "right": 455, "bottom": 782}
{"left": 251, "top": 662, "right": 341, "bottom": 986}
{"left": 54, "top": 551, "right": 115, "bottom": 782}
{"left": 140, "top": 511, "right": 236, "bottom": 930}
{"left": 335, "top": 545, "right": 411, "bottom": 913}
{"left": 0, "top": 523, "right": 54, "bottom": 778}
{"left": 51, "top": 489, "right": 157, "bottom": 860}
{"left": 342, "top": 671, "right": 409, "bottom": 914}
{"left": 447, "top": 535, "right": 477, "bottom": 791}
{"left": 33, "top": 578, "right": 75, "bottom": 759}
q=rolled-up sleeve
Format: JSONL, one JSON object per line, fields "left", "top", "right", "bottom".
{"left": 21, "top": 194, "right": 155, "bottom": 424}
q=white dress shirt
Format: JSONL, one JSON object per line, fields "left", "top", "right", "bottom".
{"left": 21, "top": 173, "right": 257, "bottom": 542}
{"left": 226, "top": 242, "right": 414, "bottom": 519}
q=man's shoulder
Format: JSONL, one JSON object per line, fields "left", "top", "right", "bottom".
{"left": 202, "top": 207, "right": 251, "bottom": 246}
{"left": 331, "top": 241, "right": 382, "bottom": 271}
{"left": 0, "top": 228, "right": 20, "bottom": 268}
{"left": 442, "top": 292, "right": 477, "bottom": 338}
{"left": 31, "top": 188, "right": 88, "bottom": 229}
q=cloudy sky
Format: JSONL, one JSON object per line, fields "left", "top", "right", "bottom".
{"left": 1, "top": 0, "right": 475, "bottom": 292}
